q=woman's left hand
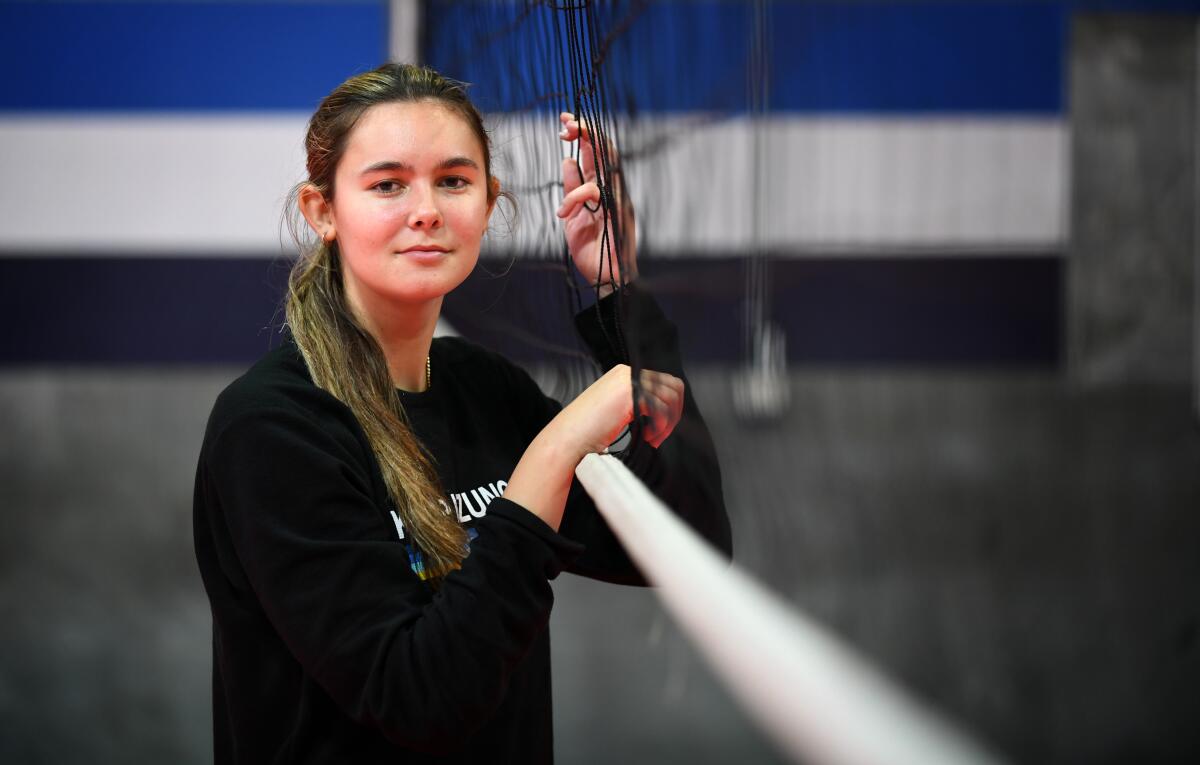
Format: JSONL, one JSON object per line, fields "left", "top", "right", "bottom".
{"left": 556, "top": 112, "right": 638, "bottom": 297}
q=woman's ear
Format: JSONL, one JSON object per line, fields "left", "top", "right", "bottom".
{"left": 483, "top": 177, "right": 503, "bottom": 238}
{"left": 298, "top": 183, "right": 336, "bottom": 243}
{"left": 487, "top": 176, "right": 502, "bottom": 219}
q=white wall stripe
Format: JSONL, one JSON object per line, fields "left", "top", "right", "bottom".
{"left": 492, "top": 115, "right": 1069, "bottom": 256}
{"left": 575, "top": 452, "right": 1009, "bottom": 765}
{"left": 0, "top": 115, "right": 1065, "bottom": 256}
{"left": 0, "top": 115, "right": 308, "bottom": 255}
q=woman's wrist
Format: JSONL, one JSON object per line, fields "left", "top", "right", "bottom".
{"left": 504, "top": 424, "right": 587, "bottom": 533}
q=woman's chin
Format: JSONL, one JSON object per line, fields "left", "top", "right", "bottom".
{"left": 383, "top": 273, "right": 472, "bottom": 306}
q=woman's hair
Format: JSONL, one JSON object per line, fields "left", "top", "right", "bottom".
{"left": 284, "top": 62, "right": 497, "bottom": 581}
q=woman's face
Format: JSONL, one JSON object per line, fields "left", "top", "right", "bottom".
{"left": 328, "top": 100, "right": 493, "bottom": 312}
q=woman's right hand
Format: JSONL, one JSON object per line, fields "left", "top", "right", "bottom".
{"left": 557, "top": 364, "right": 685, "bottom": 454}
{"left": 504, "top": 365, "right": 685, "bottom": 531}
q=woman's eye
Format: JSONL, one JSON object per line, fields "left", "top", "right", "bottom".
{"left": 440, "top": 176, "right": 469, "bottom": 190}
{"left": 373, "top": 180, "right": 403, "bottom": 194}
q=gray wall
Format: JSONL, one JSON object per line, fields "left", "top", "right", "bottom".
{"left": 1070, "top": 15, "right": 1196, "bottom": 385}
{"left": 3, "top": 364, "right": 1199, "bottom": 764}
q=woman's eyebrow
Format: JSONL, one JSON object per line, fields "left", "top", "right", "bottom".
{"left": 359, "top": 157, "right": 479, "bottom": 175}
{"left": 438, "top": 156, "right": 480, "bottom": 171}
{"left": 360, "top": 160, "right": 412, "bottom": 176}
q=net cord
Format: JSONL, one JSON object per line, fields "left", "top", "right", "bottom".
{"left": 554, "top": 0, "right": 644, "bottom": 454}
{"left": 575, "top": 453, "right": 1010, "bottom": 765}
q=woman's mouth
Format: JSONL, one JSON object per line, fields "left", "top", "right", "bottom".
{"left": 398, "top": 244, "right": 450, "bottom": 262}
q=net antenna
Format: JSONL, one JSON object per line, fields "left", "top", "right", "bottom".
{"left": 733, "top": 0, "right": 790, "bottom": 423}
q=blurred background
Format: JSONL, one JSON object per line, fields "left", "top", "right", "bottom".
{"left": 1, "top": 0, "right": 1199, "bottom": 762}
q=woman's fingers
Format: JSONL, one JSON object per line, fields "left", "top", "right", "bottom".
{"left": 559, "top": 111, "right": 579, "bottom": 140}
{"left": 560, "top": 112, "right": 619, "bottom": 187}
{"left": 561, "top": 365, "right": 686, "bottom": 453}
{"left": 641, "top": 369, "right": 684, "bottom": 400}
{"left": 557, "top": 180, "right": 601, "bottom": 219}
{"left": 636, "top": 370, "right": 685, "bottom": 449}
{"left": 638, "top": 394, "right": 675, "bottom": 449}
{"left": 557, "top": 115, "right": 600, "bottom": 218}
{"left": 559, "top": 114, "right": 594, "bottom": 188}
{"left": 578, "top": 131, "right": 597, "bottom": 184}
{"left": 561, "top": 155, "right": 582, "bottom": 197}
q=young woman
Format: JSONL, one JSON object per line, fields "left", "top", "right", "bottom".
{"left": 193, "top": 63, "right": 730, "bottom": 764}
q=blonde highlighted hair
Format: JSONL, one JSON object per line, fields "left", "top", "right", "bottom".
{"left": 284, "top": 63, "right": 501, "bottom": 580}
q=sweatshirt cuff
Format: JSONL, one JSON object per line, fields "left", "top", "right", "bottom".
{"left": 573, "top": 283, "right": 672, "bottom": 370}
{"left": 485, "top": 498, "right": 586, "bottom": 579}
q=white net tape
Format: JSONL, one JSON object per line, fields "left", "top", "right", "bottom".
{"left": 575, "top": 453, "right": 1009, "bottom": 765}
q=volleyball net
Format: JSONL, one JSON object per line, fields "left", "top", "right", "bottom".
{"left": 419, "top": 3, "right": 1031, "bottom": 761}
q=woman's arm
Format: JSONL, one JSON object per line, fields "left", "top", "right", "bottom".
{"left": 491, "top": 285, "right": 732, "bottom": 586}
{"left": 504, "top": 363, "right": 683, "bottom": 533}
{"left": 566, "top": 286, "right": 733, "bottom": 582}
{"left": 503, "top": 113, "right": 729, "bottom": 581}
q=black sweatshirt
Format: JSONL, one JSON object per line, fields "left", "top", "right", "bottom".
{"left": 192, "top": 286, "right": 731, "bottom": 763}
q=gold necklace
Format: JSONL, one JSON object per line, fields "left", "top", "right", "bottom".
{"left": 425, "top": 354, "right": 431, "bottom": 391}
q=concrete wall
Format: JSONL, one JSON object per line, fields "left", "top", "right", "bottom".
{"left": 1069, "top": 15, "right": 1197, "bottom": 385}
{"left": 2, "top": 365, "right": 1199, "bottom": 763}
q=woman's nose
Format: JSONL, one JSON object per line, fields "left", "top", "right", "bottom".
{"left": 409, "top": 185, "right": 443, "bottom": 230}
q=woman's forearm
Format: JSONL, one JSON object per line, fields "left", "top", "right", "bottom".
{"left": 503, "top": 364, "right": 639, "bottom": 533}
{"left": 503, "top": 423, "right": 586, "bottom": 533}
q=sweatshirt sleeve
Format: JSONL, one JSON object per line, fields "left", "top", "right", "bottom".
{"left": 201, "top": 404, "right": 583, "bottom": 754}
{"left": 503, "top": 284, "right": 733, "bottom": 585}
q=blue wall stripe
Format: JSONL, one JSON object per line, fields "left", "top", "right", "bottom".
{"left": 2, "top": 1, "right": 1195, "bottom": 114}
{"left": 1073, "top": 0, "right": 1200, "bottom": 11}
{"left": 769, "top": 2, "right": 1066, "bottom": 114}
{"left": 0, "top": 1, "right": 388, "bottom": 111}
{"left": 426, "top": 0, "right": 1068, "bottom": 114}
{"left": 0, "top": 256, "right": 1060, "bottom": 367}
